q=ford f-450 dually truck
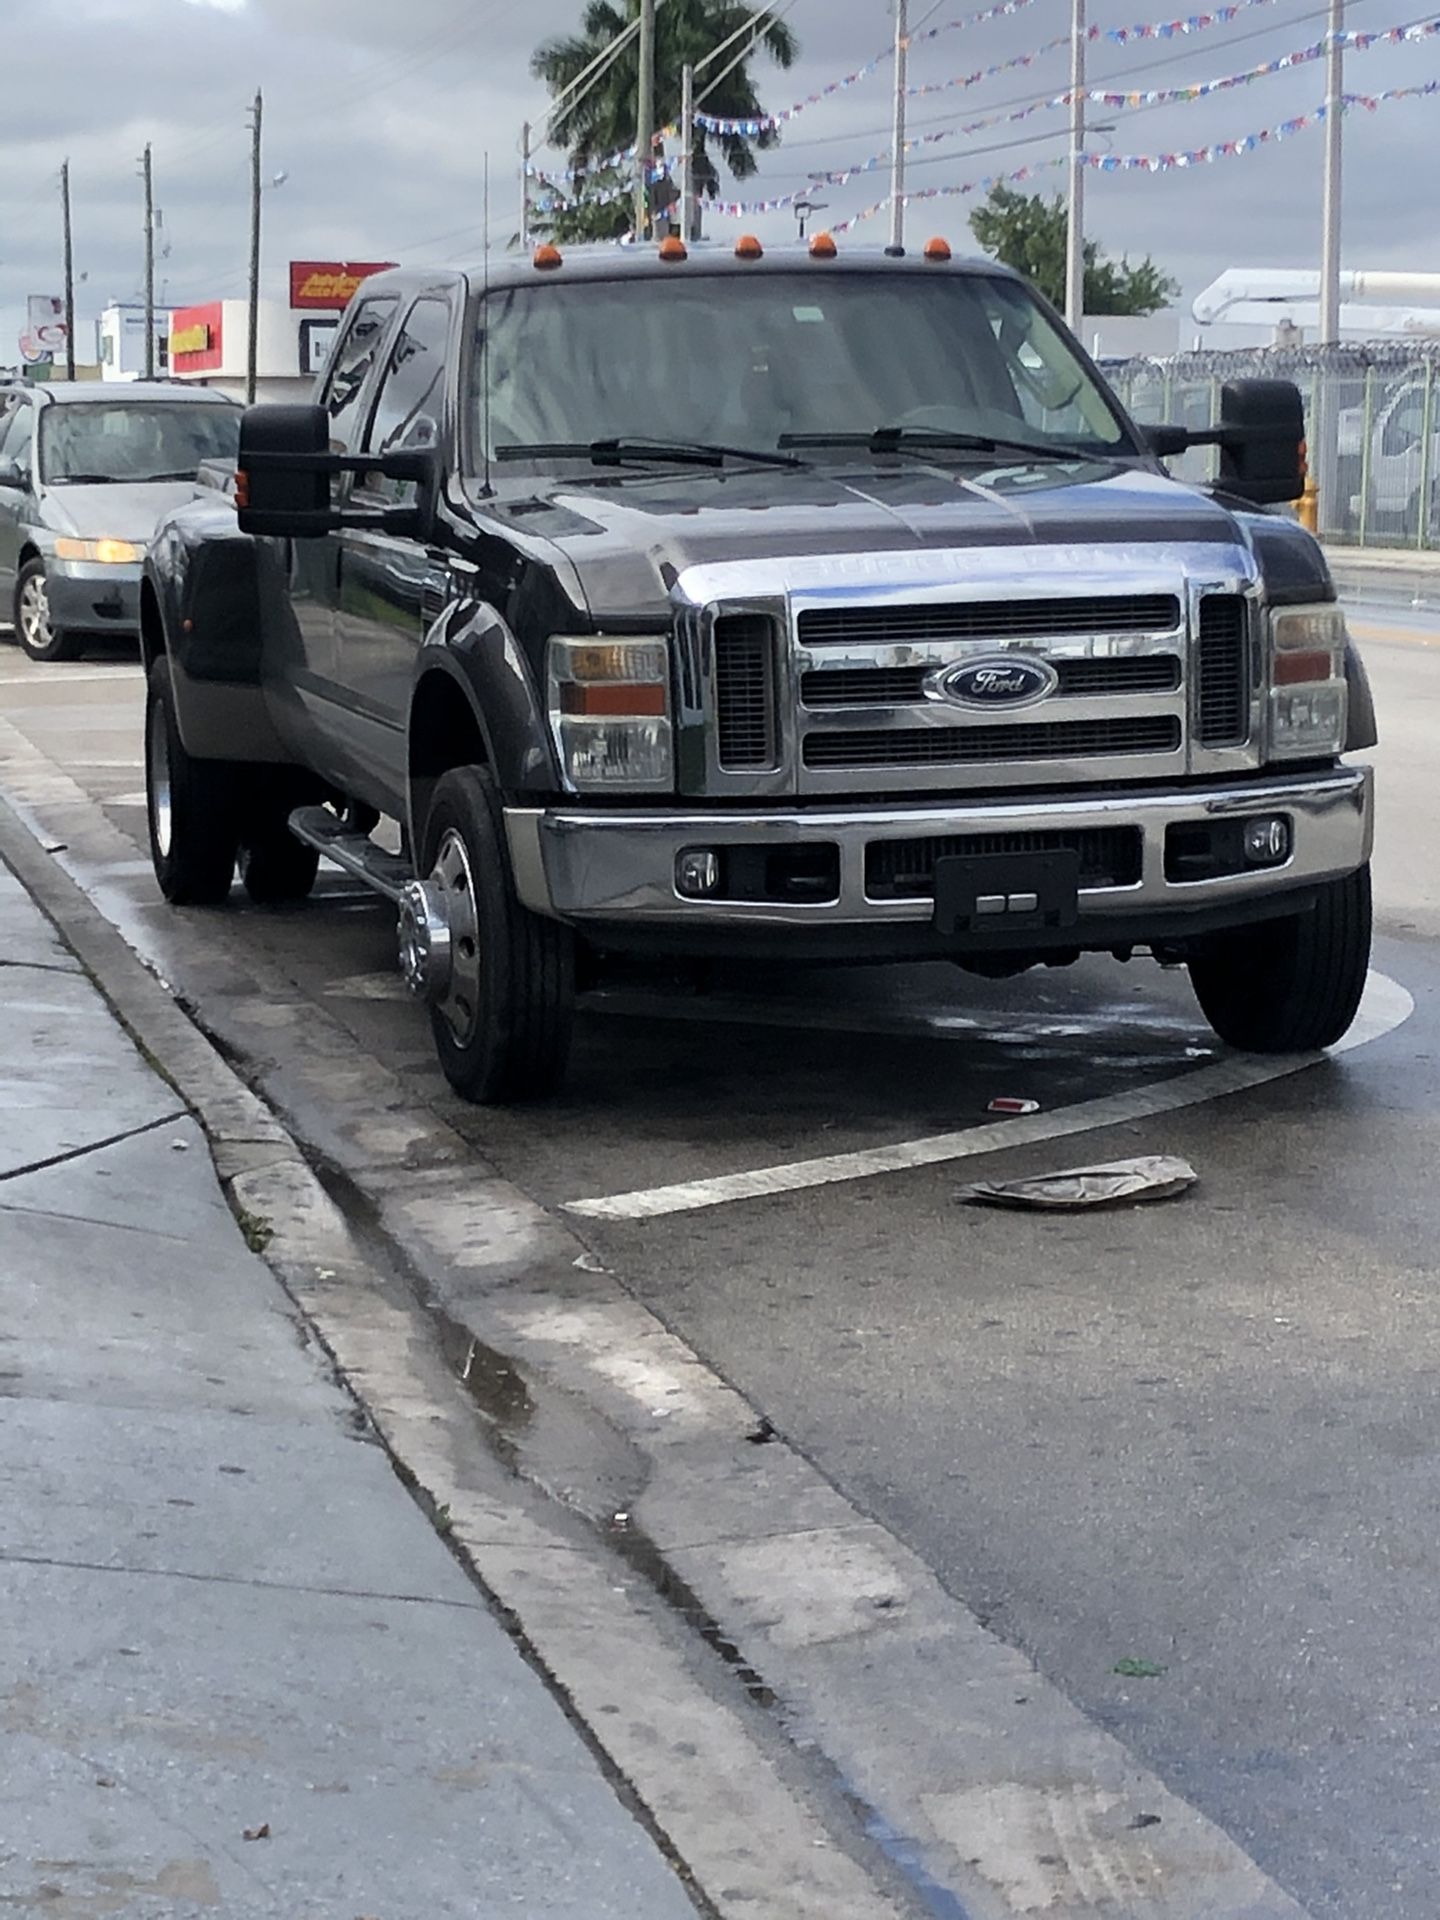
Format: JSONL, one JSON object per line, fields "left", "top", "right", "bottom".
{"left": 140, "top": 239, "right": 1376, "bottom": 1102}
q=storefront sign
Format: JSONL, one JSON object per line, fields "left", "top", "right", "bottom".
{"left": 169, "top": 302, "right": 224, "bottom": 372}
{"left": 19, "top": 295, "right": 66, "bottom": 366}
{"left": 289, "top": 260, "right": 396, "bottom": 310}
{"left": 299, "top": 317, "right": 339, "bottom": 379}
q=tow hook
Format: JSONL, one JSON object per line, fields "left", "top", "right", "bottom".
{"left": 398, "top": 879, "right": 453, "bottom": 1004}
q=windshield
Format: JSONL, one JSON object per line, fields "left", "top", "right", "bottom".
{"left": 471, "top": 270, "right": 1133, "bottom": 469}
{"left": 39, "top": 402, "right": 241, "bottom": 484}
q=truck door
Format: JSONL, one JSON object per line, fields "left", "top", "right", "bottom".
{"left": 329, "top": 293, "right": 454, "bottom": 809}
{"left": 276, "top": 292, "right": 399, "bottom": 776}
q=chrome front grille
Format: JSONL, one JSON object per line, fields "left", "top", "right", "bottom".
{"left": 713, "top": 614, "right": 776, "bottom": 769}
{"left": 797, "top": 594, "right": 1181, "bottom": 646}
{"left": 804, "top": 715, "right": 1182, "bottom": 771}
{"left": 802, "top": 655, "right": 1181, "bottom": 708}
{"left": 1196, "top": 595, "right": 1251, "bottom": 747}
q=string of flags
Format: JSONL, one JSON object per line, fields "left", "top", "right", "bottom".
{"left": 1084, "top": 78, "right": 1440, "bottom": 169}
{"left": 695, "top": 0, "right": 1290, "bottom": 133}
{"left": 832, "top": 158, "right": 1068, "bottom": 233}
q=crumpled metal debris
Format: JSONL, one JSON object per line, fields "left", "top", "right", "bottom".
{"left": 960, "top": 1155, "right": 1198, "bottom": 1211}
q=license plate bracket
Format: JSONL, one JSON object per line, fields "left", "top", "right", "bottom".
{"left": 932, "top": 850, "right": 1081, "bottom": 935}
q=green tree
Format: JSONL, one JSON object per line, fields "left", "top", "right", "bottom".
{"left": 532, "top": 1, "right": 799, "bottom": 244}
{"left": 969, "top": 184, "right": 1179, "bottom": 317}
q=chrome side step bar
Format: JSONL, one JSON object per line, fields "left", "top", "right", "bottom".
{"left": 288, "top": 806, "right": 413, "bottom": 905}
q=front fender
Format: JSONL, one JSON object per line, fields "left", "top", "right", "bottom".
{"left": 1345, "top": 638, "right": 1378, "bottom": 752}
{"left": 413, "top": 599, "right": 560, "bottom": 793}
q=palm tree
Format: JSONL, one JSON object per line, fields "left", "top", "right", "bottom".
{"left": 532, "top": 1, "right": 799, "bottom": 242}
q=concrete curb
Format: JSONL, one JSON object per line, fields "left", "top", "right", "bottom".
{"left": 0, "top": 740, "right": 1314, "bottom": 1920}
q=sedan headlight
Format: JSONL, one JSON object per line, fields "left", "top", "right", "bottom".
{"left": 53, "top": 537, "right": 143, "bottom": 565}
{"left": 1268, "top": 603, "right": 1348, "bottom": 759}
{"left": 547, "top": 636, "right": 673, "bottom": 791}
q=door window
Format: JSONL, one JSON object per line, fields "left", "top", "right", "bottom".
{"left": 357, "top": 297, "right": 451, "bottom": 505}
{"left": 0, "top": 399, "right": 33, "bottom": 473}
{"left": 319, "top": 296, "right": 399, "bottom": 455}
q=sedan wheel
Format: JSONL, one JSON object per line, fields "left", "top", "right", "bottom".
{"left": 14, "top": 559, "right": 82, "bottom": 663}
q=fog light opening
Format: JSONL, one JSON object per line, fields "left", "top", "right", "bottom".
{"left": 676, "top": 849, "right": 720, "bottom": 898}
{"left": 1243, "top": 815, "right": 1291, "bottom": 865}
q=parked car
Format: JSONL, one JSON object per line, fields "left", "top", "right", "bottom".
{"left": 141, "top": 246, "right": 1375, "bottom": 1101}
{"left": 0, "top": 382, "right": 241, "bottom": 661}
{"left": 1339, "top": 375, "right": 1440, "bottom": 537}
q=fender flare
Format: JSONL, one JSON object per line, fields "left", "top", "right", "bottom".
{"left": 407, "top": 601, "right": 560, "bottom": 843}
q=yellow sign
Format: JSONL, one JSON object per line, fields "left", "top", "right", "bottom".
{"left": 170, "top": 322, "right": 212, "bottom": 357}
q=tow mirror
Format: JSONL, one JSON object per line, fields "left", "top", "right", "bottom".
{"left": 1216, "top": 379, "right": 1305, "bottom": 506}
{"left": 236, "top": 402, "right": 437, "bottom": 539}
{"left": 1139, "top": 378, "right": 1305, "bottom": 508}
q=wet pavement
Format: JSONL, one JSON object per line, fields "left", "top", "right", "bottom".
{"left": 1, "top": 595, "right": 1438, "bottom": 1916}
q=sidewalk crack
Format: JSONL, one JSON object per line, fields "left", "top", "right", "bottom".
{"left": 0, "top": 1111, "right": 189, "bottom": 1185}
{"left": 0, "top": 1547, "right": 485, "bottom": 1611}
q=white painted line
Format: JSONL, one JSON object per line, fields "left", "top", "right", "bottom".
{"left": 0, "top": 668, "right": 141, "bottom": 685}
{"left": 565, "top": 970, "right": 1413, "bottom": 1222}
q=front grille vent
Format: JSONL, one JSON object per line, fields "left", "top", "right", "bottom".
{"left": 1196, "top": 595, "right": 1250, "bottom": 747}
{"left": 798, "top": 595, "right": 1181, "bottom": 648}
{"left": 801, "top": 655, "right": 1180, "bottom": 708}
{"left": 867, "top": 827, "right": 1143, "bottom": 899}
{"left": 713, "top": 615, "right": 776, "bottom": 769}
{"left": 803, "top": 715, "right": 1181, "bottom": 771}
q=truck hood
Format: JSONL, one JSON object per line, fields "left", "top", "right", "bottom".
{"left": 38, "top": 481, "right": 202, "bottom": 545}
{"left": 483, "top": 457, "right": 1254, "bottom": 622}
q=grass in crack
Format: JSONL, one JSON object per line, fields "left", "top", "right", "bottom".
{"left": 233, "top": 1205, "right": 274, "bottom": 1255}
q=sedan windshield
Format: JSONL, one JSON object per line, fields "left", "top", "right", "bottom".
{"left": 472, "top": 270, "right": 1133, "bottom": 469}
{"left": 39, "top": 402, "right": 241, "bottom": 484}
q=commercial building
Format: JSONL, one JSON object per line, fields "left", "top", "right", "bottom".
{"left": 167, "top": 260, "right": 394, "bottom": 403}
{"left": 97, "top": 303, "right": 173, "bottom": 382}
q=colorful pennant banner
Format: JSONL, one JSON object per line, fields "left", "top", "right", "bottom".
{"left": 1085, "top": 78, "right": 1440, "bottom": 169}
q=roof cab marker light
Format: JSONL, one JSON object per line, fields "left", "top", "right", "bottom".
{"left": 924, "top": 236, "right": 953, "bottom": 262}
{"left": 658, "top": 236, "right": 688, "bottom": 262}
{"left": 533, "top": 244, "right": 563, "bottom": 272}
{"left": 735, "top": 234, "right": 764, "bottom": 260}
{"left": 809, "top": 232, "right": 838, "bottom": 260}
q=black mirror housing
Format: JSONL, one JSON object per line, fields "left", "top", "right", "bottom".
{"left": 236, "top": 402, "right": 436, "bottom": 539}
{"left": 1217, "top": 379, "right": 1305, "bottom": 506}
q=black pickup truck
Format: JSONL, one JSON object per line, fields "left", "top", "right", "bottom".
{"left": 141, "top": 239, "right": 1376, "bottom": 1102}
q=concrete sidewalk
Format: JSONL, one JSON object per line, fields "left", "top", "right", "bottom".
{"left": 0, "top": 855, "right": 698, "bottom": 1920}
{"left": 1324, "top": 543, "right": 1440, "bottom": 604}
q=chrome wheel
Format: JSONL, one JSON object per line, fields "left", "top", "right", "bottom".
{"left": 18, "top": 572, "right": 51, "bottom": 652}
{"left": 398, "top": 827, "right": 480, "bottom": 1044}
{"left": 147, "top": 693, "right": 173, "bottom": 859}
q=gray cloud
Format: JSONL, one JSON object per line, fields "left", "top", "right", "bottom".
{"left": 3, "top": 0, "right": 1438, "bottom": 359}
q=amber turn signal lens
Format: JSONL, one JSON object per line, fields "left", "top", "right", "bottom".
{"left": 1273, "top": 649, "right": 1335, "bottom": 686}
{"left": 560, "top": 683, "right": 668, "bottom": 717}
{"left": 235, "top": 471, "right": 250, "bottom": 509}
{"left": 809, "top": 232, "right": 838, "bottom": 259}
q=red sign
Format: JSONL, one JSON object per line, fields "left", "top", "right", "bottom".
{"left": 170, "top": 301, "right": 224, "bottom": 373}
{"left": 289, "top": 260, "right": 396, "bottom": 310}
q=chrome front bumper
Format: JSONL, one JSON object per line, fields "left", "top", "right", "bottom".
{"left": 505, "top": 766, "right": 1373, "bottom": 932}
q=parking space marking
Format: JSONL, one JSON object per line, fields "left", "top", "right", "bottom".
{"left": 564, "top": 970, "right": 1413, "bottom": 1222}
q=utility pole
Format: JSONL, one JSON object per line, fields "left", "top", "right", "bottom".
{"left": 635, "top": 0, "right": 656, "bottom": 241}
{"left": 1065, "top": 0, "right": 1087, "bottom": 332}
{"left": 680, "top": 62, "right": 696, "bottom": 241}
{"left": 247, "top": 89, "right": 262, "bottom": 406}
{"left": 60, "top": 160, "right": 76, "bottom": 380}
{"left": 887, "top": 0, "right": 908, "bottom": 255}
{"left": 141, "top": 143, "right": 156, "bottom": 379}
{"left": 520, "top": 121, "right": 533, "bottom": 250}
{"left": 1319, "top": 0, "right": 1343, "bottom": 346}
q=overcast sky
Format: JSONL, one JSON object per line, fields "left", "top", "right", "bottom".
{"left": 2, "top": 0, "right": 1436, "bottom": 360}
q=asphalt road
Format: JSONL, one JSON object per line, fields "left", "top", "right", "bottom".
{"left": 2, "top": 592, "right": 1438, "bottom": 1918}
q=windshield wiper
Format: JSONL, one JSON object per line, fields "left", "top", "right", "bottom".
{"left": 135, "top": 468, "right": 203, "bottom": 482}
{"left": 49, "top": 472, "right": 123, "bottom": 484}
{"left": 496, "top": 436, "right": 804, "bottom": 470}
{"left": 779, "top": 427, "right": 1080, "bottom": 462}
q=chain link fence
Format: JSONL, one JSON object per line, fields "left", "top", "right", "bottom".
{"left": 1105, "top": 342, "right": 1440, "bottom": 550}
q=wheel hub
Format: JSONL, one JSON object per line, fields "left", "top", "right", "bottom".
{"left": 397, "top": 879, "right": 453, "bottom": 1003}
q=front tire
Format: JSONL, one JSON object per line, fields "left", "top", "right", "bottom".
{"left": 418, "top": 766, "right": 575, "bottom": 1103}
{"left": 15, "top": 558, "right": 83, "bottom": 663}
{"left": 1189, "top": 864, "right": 1372, "bottom": 1052}
{"left": 145, "top": 656, "right": 239, "bottom": 905}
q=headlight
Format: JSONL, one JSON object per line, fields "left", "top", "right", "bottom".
{"left": 547, "top": 635, "right": 673, "bottom": 791}
{"left": 1268, "top": 603, "right": 1347, "bottom": 759}
{"left": 53, "top": 537, "right": 143, "bottom": 564}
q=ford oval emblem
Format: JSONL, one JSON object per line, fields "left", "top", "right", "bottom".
{"left": 936, "top": 655, "right": 1058, "bottom": 709}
